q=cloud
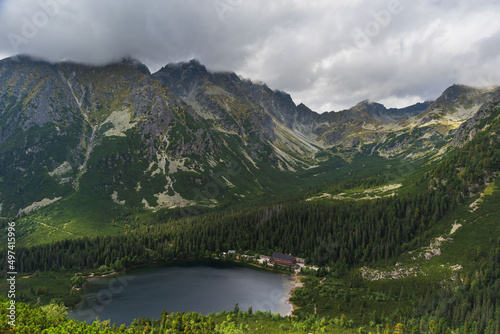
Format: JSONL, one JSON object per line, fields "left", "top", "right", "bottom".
{"left": 1, "top": 0, "right": 499, "bottom": 111}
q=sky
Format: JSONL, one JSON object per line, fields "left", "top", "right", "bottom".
{"left": 0, "top": 0, "right": 500, "bottom": 112}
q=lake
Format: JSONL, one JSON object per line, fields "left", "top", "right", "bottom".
{"left": 68, "top": 262, "right": 294, "bottom": 325}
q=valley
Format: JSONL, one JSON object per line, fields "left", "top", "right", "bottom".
{"left": 0, "top": 56, "right": 499, "bottom": 333}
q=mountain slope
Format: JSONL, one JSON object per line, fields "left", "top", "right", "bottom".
{"left": 153, "top": 59, "right": 321, "bottom": 169}
{"left": 152, "top": 60, "right": 500, "bottom": 166}
{"left": 0, "top": 57, "right": 334, "bottom": 228}
{"left": 0, "top": 57, "right": 269, "bottom": 220}
{"left": 1, "top": 56, "right": 498, "bottom": 243}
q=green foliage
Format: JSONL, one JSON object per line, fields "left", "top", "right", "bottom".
{"left": 0, "top": 297, "right": 360, "bottom": 333}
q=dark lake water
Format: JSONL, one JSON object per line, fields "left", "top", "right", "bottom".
{"left": 68, "top": 263, "right": 294, "bottom": 325}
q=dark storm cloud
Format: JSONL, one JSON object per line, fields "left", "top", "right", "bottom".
{"left": 1, "top": 0, "right": 500, "bottom": 111}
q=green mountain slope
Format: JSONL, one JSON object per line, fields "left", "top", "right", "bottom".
{"left": 0, "top": 55, "right": 499, "bottom": 252}
{"left": 0, "top": 57, "right": 321, "bottom": 237}
{"left": 1, "top": 98, "right": 498, "bottom": 333}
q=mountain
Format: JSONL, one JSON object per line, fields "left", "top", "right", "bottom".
{"left": 153, "top": 60, "right": 499, "bottom": 160}
{"left": 0, "top": 56, "right": 326, "bottom": 223}
{"left": 309, "top": 100, "right": 430, "bottom": 150}
{"left": 152, "top": 59, "right": 429, "bottom": 150}
{"left": 153, "top": 59, "right": 310, "bottom": 130}
{"left": 3, "top": 56, "right": 500, "bottom": 334}
{"left": 0, "top": 56, "right": 243, "bottom": 218}
{"left": 0, "top": 56, "right": 498, "bottom": 236}
{"left": 313, "top": 85, "right": 497, "bottom": 158}
{"left": 153, "top": 59, "right": 320, "bottom": 166}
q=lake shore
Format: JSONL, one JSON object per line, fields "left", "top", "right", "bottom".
{"left": 69, "top": 263, "right": 296, "bottom": 325}
{"left": 284, "top": 274, "right": 303, "bottom": 316}
{"left": 71, "top": 258, "right": 298, "bottom": 310}
{"left": 73, "top": 262, "right": 160, "bottom": 294}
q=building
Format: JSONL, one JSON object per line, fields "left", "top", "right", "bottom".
{"left": 270, "top": 252, "right": 296, "bottom": 268}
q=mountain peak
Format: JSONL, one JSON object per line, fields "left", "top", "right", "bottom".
{"left": 188, "top": 58, "right": 205, "bottom": 67}
{"left": 113, "top": 56, "right": 151, "bottom": 75}
{"left": 1, "top": 54, "right": 59, "bottom": 68}
{"left": 353, "top": 99, "right": 386, "bottom": 109}
{"left": 297, "top": 103, "right": 310, "bottom": 110}
{"left": 161, "top": 58, "right": 208, "bottom": 73}
{"left": 428, "top": 83, "right": 495, "bottom": 111}
{"left": 355, "top": 99, "right": 371, "bottom": 106}
{"left": 438, "top": 84, "right": 475, "bottom": 102}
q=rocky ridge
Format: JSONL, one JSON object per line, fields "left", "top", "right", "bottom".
{"left": 0, "top": 56, "right": 498, "bottom": 218}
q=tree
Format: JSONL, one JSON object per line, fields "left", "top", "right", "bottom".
{"left": 394, "top": 323, "right": 405, "bottom": 334}
{"left": 340, "top": 313, "right": 348, "bottom": 327}
{"left": 428, "top": 320, "right": 437, "bottom": 333}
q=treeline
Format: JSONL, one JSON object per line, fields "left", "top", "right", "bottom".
{"left": 3, "top": 102, "right": 497, "bottom": 281}
{"left": 171, "top": 187, "right": 452, "bottom": 266}
{"left": 0, "top": 183, "right": 453, "bottom": 277}
{"left": 0, "top": 228, "right": 171, "bottom": 274}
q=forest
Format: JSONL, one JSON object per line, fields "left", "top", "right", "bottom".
{"left": 0, "top": 108, "right": 499, "bottom": 333}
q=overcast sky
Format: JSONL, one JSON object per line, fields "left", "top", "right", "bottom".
{"left": 1, "top": 0, "right": 500, "bottom": 112}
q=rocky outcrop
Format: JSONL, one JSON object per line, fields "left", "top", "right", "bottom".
{"left": 452, "top": 87, "right": 500, "bottom": 147}
{"left": 0, "top": 57, "right": 82, "bottom": 143}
